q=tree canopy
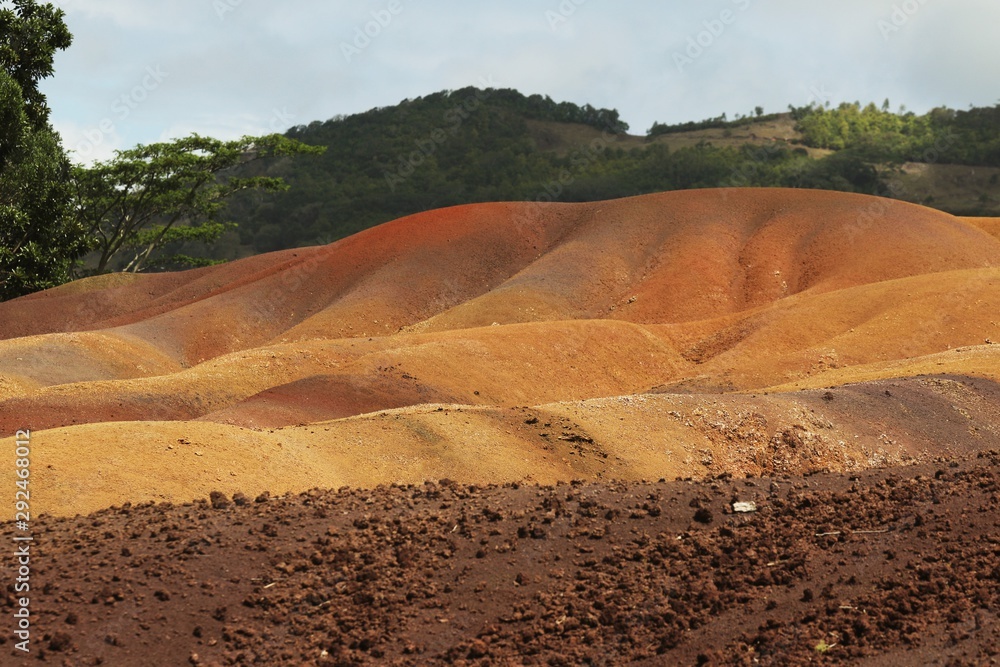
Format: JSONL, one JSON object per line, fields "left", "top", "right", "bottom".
{"left": 790, "top": 101, "right": 1000, "bottom": 166}
{"left": 74, "top": 133, "right": 325, "bottom": 274}
{"left": 0, "top": 0, "right": 82, "bottom": 301}
{"left": 0, "top": 0, "right": 71, "bottom": 127}
{"left": 0, "top": 1, "right": 326, "bottom": 298}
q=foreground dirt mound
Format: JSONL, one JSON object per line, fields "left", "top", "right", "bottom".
{"left": 5, "top": 452, "right": 999, "bottom": 666}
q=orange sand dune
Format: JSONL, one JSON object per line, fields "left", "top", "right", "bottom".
{"left": 4, "top": 190, "right": 997, "bottom": 360}
{"left": 2, "top": 189, "right": 999, "bottom": 515}
{"left": 962, "top": 216, "right": 1000, "bottom": 241}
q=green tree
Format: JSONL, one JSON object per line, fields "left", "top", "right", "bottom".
{"left": 0, "top": 0, "right": 71, "bottom": 127}
{"left": 73, "top": 133, "right": 325, "bottom": 273}
{"left": 0, "top": 0, "right": 82, "bottom": 301}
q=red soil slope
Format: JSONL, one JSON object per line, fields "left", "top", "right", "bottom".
{"left": 3, "top": 190, "right": 997, "bottom": 358}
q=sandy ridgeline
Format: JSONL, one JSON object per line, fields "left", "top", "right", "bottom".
{"left": 1, "top": 187, "right": 1000, "bottom": 515}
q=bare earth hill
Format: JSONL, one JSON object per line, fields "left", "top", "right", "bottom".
{"left": 2, "top": 188, "right": 1000, "bottom": 663}
{"left": 2, "top": 188, "right": 1000, "bottom": 515}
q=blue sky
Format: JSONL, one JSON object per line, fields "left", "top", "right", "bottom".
{"left": 43, "top": 0, "right": 1000, "bottom": 163}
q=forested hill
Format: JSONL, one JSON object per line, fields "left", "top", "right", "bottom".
{"left": 223, "top": 88, "right": 1000, "bottom": 256}
{"left": 225, "top": 87, "right": 638, "bottom": 253}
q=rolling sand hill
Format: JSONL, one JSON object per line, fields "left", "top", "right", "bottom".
{"left": 2, "top": 188, "right": 1000, "bottom": 515}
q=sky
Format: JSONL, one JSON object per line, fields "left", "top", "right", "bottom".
{"left": 41, "top": 0, "right": 1000, "bottom": 164}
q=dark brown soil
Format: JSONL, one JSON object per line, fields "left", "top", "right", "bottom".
{"left": 5, "top": 453, "right": 1000, "bottom": 666}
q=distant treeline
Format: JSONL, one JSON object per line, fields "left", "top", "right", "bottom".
{"left": 790, "top": 101, "right": 1000, "bottom": 166}
{"left": 221, "top": 90, "right": 998, "bottom": 256}
{"left": 646, "top": 108, "right": 782, "bottom": 137}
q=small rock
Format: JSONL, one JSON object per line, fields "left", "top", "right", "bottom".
{"left": 209, "top": 491, "right": 230, "bottom": 510}
{"left": 48, "top": 632, "right": 72, "bottom": 652}
{"left": 467, "top": 639, "right": 489, "bottom": 659}
{"left": 693, "top": 508, "right": 713, "bottom": 524}
{"left": 732, "top": 501, "right": 757, "bottom": 513}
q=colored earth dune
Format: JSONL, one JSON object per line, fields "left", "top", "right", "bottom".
{"left": 2, "top": 188, "right": 1000, "bottom": 516}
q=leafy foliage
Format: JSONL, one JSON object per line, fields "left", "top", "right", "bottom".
{"left": 485, "top": 89, "right": 629, "bottom": 133}
{"left": 73, "top": 133, "right": 325, "bottom": 273}
{"left": 646, "top": 111, "right": 782, "bottom": 137}
{"left": 0, "top": 0, "right": 82, "bottom": 301}
{"left": 0, "top": 0, "right": 71, "bottom": 127}
{"left": 791, "top": 101, "right": 1000, "bottom": 166}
